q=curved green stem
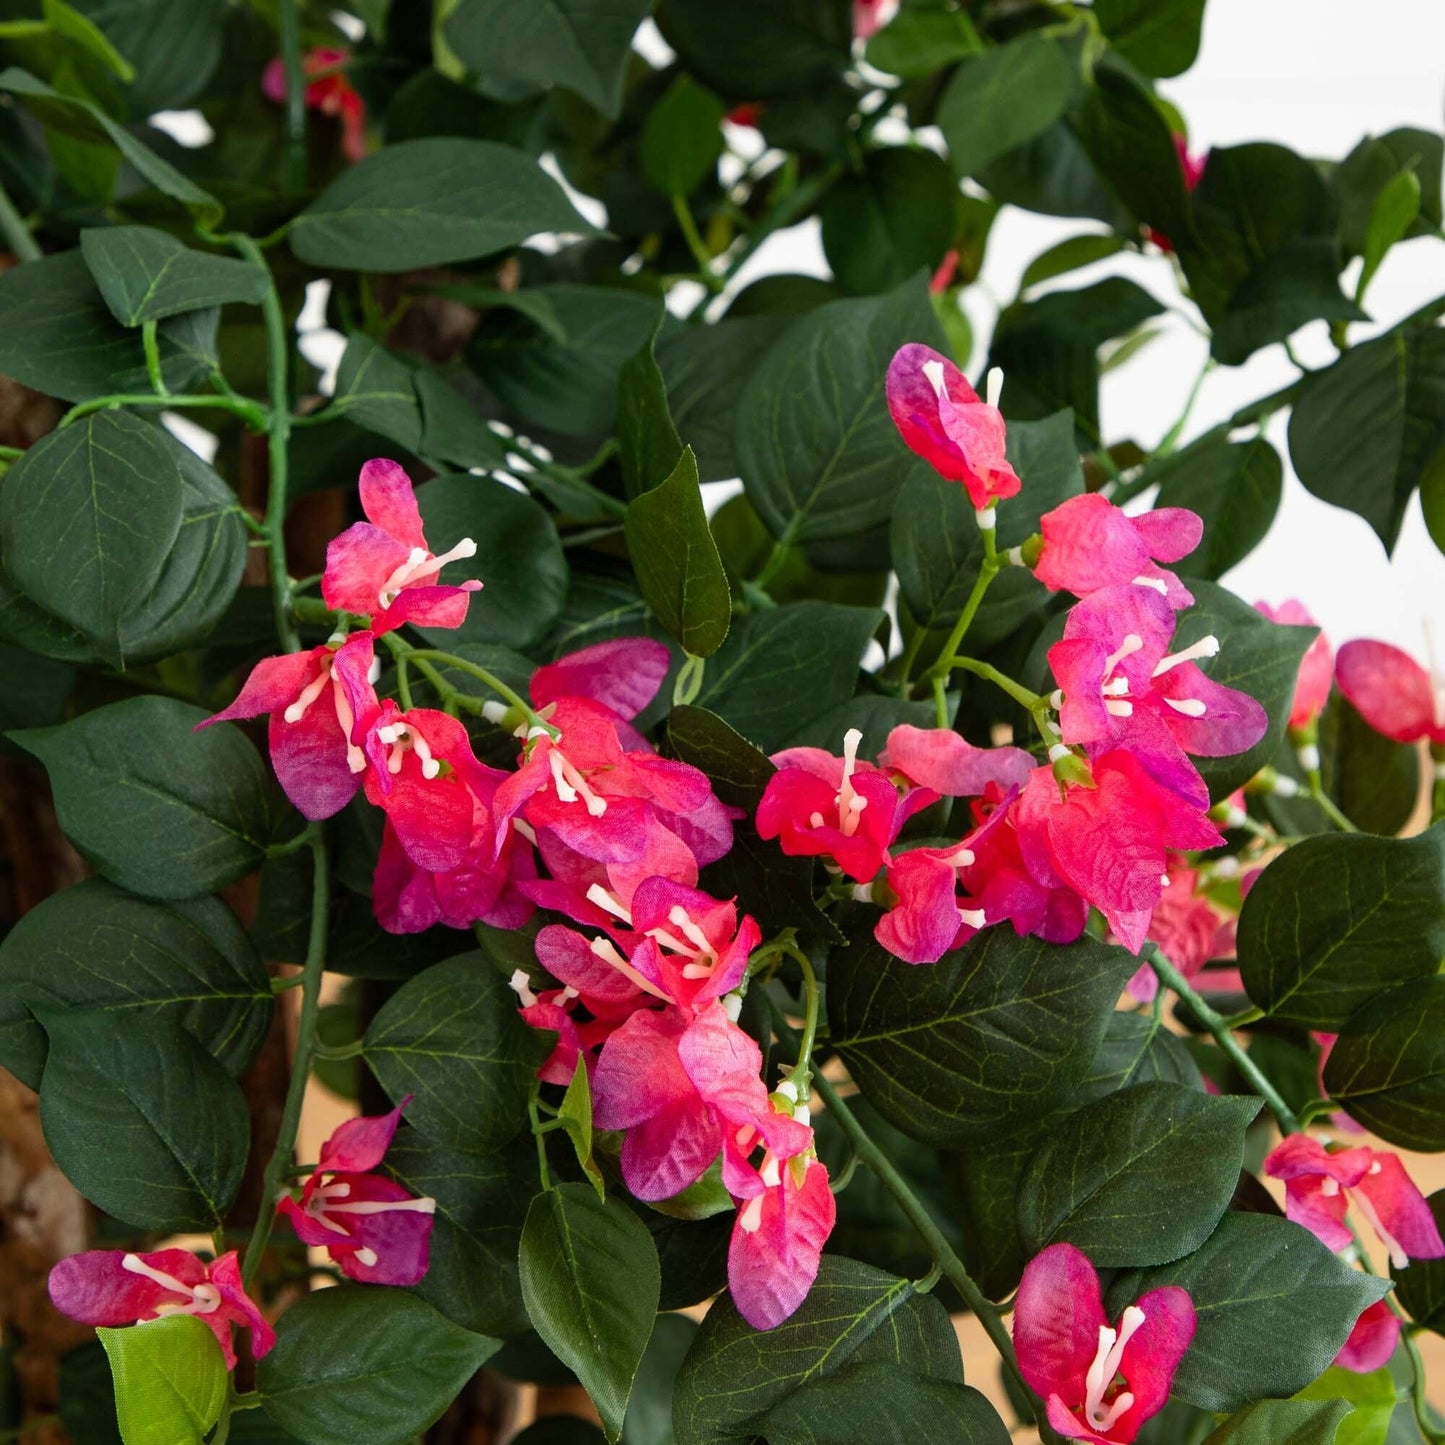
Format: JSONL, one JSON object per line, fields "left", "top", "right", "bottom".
{"left": 0, "top": 175, "right": 40, "bottom": 263}
{"left": 242, "top": 829, "right": 330, "bottom": 1288}
{"left": 780, "top": 944, "right": 820, "bottom": 1093}
{"left": 923, "top": 535, "right": 1001, "bottom": 684}
{"left": 1403, "top": 1326, "right": 1445, "bottom": 1444}
{"left": 401, "top": 645, "right": 539, "bottom": 723}
{"left": 673, "top": 195, "right": 720, "bottom": 289}
{"left": 944, "top": 656, "right": 1045, "bottom": 714}
{"left": 1307, "top": 773, "right": 1358, "bottom": 832}
{"left": 59, "top": 392, "right": 269, "bottom": 429}
{"left": 142, "top": 321, "right": 167, "bottom": 396}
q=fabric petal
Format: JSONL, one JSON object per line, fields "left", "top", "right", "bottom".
{"left": 322, "top": 521, "right": 412, "bottom": 615}
{"left": 1116, "top": 1285, "right": 1196, "bottom": 1438}
{"left": 200, "top": 650, "right": 322, "bottom": 726}
{"left": 319, "top": 1101, "right": 408, "bottom": 1174}
{"left": 358, "top": 458, "right": 426, "bottom": 549}
{"left": 1334, "top": 1300, "right": 1401, "bottom": 1373}
{"left": 531, "top": 639, "right": 672, "bottom": 719}
{"left": 1014, "top": 1243, "right": 1110, "bottom": 1405}
{"left": 1336, "top": 639, "right": 1443, "bottom": 744}
{"left": 881, "top": 724, "right": 1035, "bottom": 796}
{"left": 727, "top": 1158, "right": 836, "bottom": 1331}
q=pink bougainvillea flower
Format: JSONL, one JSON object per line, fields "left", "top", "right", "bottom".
{"left": 1125, "top": 856, "right": 1230, "bottom": 1003}
{"left": 277, "top": 1099, "right": 436, "bottom": 1285}
{"left": 1263, "top": 1135, "right": 1445, "bottom": 1268}
{"left": 1034, "top": 494, "right": 1202, "bottom": 609}
{"left": 1334, "top": 1300, "right": 1401, "bottom": 1373}
{"left": 853, "top": 0, "right": 899, "bottom": 39}
{"left": 48, "top": 1249, "right": 273, "bottom": 1369}
{"left": 1335, "top": 639, "right": 1445, "bottom": 745}
{"left": 530, "top": 637, "right": 672, "bottom": 724}
{"left": 198, "top": 632, "right": 377, "bottom": 820}
{"left": 509, "top": 965, "right": 626, "bottom": 1086}
{"left": 757, "top": 729, "right": 903, "bottom": 883}
{"left": 879, "top": 723, "right": 1034, "bottom": 800}
{"left": 262, "top": 46, "right": 367, "bottom": 162}
{"left": 886, "top": 343, "right": 1021, "bottom": 513}
{"left": 1015, "top": 1242, "right": 1196, "bottom": 1444}
{"left": 322, "top": 459, "right": 482, "bottom": 634}
{"left": 1256, "top": 600, "right": 1332, "bottom": 732}
{"left": 728, "top": 1151, "right": 836, "bottom": 1332}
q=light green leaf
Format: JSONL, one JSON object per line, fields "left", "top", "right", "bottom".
{"left": 557, "top": 1057, "right": 605, "bottom": 1201}
{"left": 98, "top": 1316, "right": 227, "bottom": 1445}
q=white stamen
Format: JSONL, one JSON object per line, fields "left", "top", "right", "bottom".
{"left": 1296, "top": 743, "right": 1321, "bottom": 772}
{"left": 121, "top": 1255, "right": 221, "bottom": 1317}
{"left": 1131, "top": 575, "right": 1169, "bottom": 595}
{"left": 974, "top": 506, "right": 997, "bottom": 531}
{"left": 585, "top": 884, "right": 633, "bottom": 925}
{"left": 738, "top": 1195, "right": 765, "bottom": 1233}
{"left": 760, "top": 1156, "right": 781, "bottom": 1189}
{"left": 325, "top": 1197, "right": 437, "bottom": 1217}
{"left": 378, "top": 546, "right": 429, "bottom": 607}
{"left": 921, "top": 359, "right": 947, "bottom": 398}
{"left": 512, "top": 817, "right": 537, "bottom": 845}
{"left": 508, "top": 970, "right": 537, "bottom": 1009}
{"left": 1350, "top": 1187, "right": 1411, "bottom": 1271}
{"left": 1050, "top": 689, "right": 1064, "bottom": 710}
{"left": 1153, "top": 635, "right": 1220, "bottom": 677}
{"left": 958, "top": 907, "right": 987, "bottom": 928}
{"left": 587, "top": 935, "right": 670, "bottom": 1002}
{"left": 1048, "top": 743, "right": 1071, "bottom": 763}
{"left": 1165, "top": 697, "right": 1208, "bottom": 718}
{"left": 1320, "top": 1177, "right": 1341, "bottom": 1197}
{"left": 809, "top": 811, "right": 826, "bottom": 828}
{"left": 367, "top": 656, "right": 382, "bottom": 686}
{"left": 283, "top": 668, "right": 331, "bottom": 723}
{"left": 354, "top": 1247, "right": 379, "bottom": 1268}
{"left": 1083, "top": 1306, "right": 1146, "bottom": 1433}
{"left": 985, "top": 365, "right": 1004, "bottom": 410}
{"left": 939, "top": 844, "right": 976, "bottom": 869}
{"left": 331, "top": 674, "right": 366, "bottom": 774}
{"left": 548, "top": 748, "right": 608, "bottom": 816}
{"left": 851, "top": 882, "right": 875, "bottom": 903}
{"left": 1103, "top": 633, "right": 1145, "bottom": 680}
{"left": 667, "top": 905, "right": 717, "bottom": 960}
{"left": 1159, "top": 873, "right": 1170, "bottom": 887}
{"left": 836, "top": 728, "right": 866, "bottom": 837}
{"left": 1101, "top": 676, "right": 1131, "bottom": 697}
{"left": 1104, "top": 699, "right": 1134, "bottom": 718}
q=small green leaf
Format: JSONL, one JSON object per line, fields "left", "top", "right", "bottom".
{"left": 666, "top": 705, "right": 775, "bottom": 812}
{"left": 1081, "top": 1010, "right": 1205, "bottom": 1105}
{"left": 257, "top": 1288, "right": 498, "bottom": 1445}
{"left": 866, "top": 7, "right": 981, "bottom": 78}
{"left": 1018, "top": 1082, "right": 1260, "bottom": 1267}
{"left": 1202, "top": 1398, "right": 1353, "bottom": 1445}
{"left": 520, "top": 1183, "right": 661, "bottom": 1442}
{"left": 80, "top": 226, "right": 267, "bottom": 325}
{"left": 1358, "top": 169, "right": 1422, "bottom": 302}
{"left": 1295, "top": 1365, "right": 1398, "bottom": 1445}
{"left": 641, "top": 75, "right": 725, "bottom": 196}
{"left": 1156, "top": 437, "right": 1283, "bottom": 580}
{"left": 557, "top": 1057, "right": 606, "bottom": 1201}
{"left": 97, "top": 1316, "right": 227, "bottom": 1445}
{"left": 1094, "top": 0, "right": 1206, "bottom": 78}
{"left": 618, "top": 325, "right": 684, "bottom": 501}
{"left": 1019, "top": 232, "right": 1128, "bottom": 292}
{"left": 38, "top": 1008, "right": 249, "bottom": 1231}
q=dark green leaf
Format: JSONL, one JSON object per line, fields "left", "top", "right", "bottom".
{"left": 557, "top": 1056, "right": 606, "bottom": 1200}
{"left": 977, "top": 120, "right": 1133, "bottom": 231}
{"left": 97, "top": 1315, "right": 227, "bottom": 1445}
{"left": 1081, "top": 1009, "right": 1206, "bottom": 1104}
{"left": 667, "top": 706, "right": 774, "bottom": 812}
{"left": 820, "top": 147, "right": 957, "bottom": 296}
{"left": 673, "top": 1256, "right": 961, "bottom": 1445}
{"left": 328, "top": 334, "right": 423, "bottom": 453}
{"left": 0, "top": 645, "right": 75, "bottom": 731}
{"left": 699, "top": 822, "right": 841, "bottom": 945}
{"left": 289, "top": 138, "right": 597, "bottom": 272}
{"left": 12, "top": 698, "right": 273, "bottom": 898}
{"left": 937, "top": 34, "right": 1076, "bottom": 179}
{"left": 0, "top": 250, "right": 215, "bottom": 402}
{"left": 80, "top": 226, "right": 267, "bottom": 325}
{"left": 383, "top": 1128, "right": 536, "bottom": 1338}
{"left": 1157, "top": 437, "right": 1284, "bottom": 579}
{"left": 622, "top": 1312, "right": 697, "bottom": 1445}
{"left": 781, "top": 693, "right": 934, "bottom": 751}
{"left": 363, "top": 952, "right": 545, "bottom": 1153}
{"left": 58, "top": 1342, "right": 123, "bottom": 1445}
{"left": 1333, "top": 129, "right": 1444, "bottom": 259}
{"left": 516, "top": 1423, "right": 608, "bottom": 1445}
{"left": 1358, "top": 170, "right": 1422, "bottom": 301}
{"left": 1237, "top": 824, "right": 1445, "bottom": 1029}
{"left": 1203, "top": 1398, "right": 1353, "bottom": 1445}
{"left": 414, "top": 473, "right": 568, "bottom": 652}
{"left": 1095, "top": 0, "right": 1206, "bottom": 77}
{"left": 1018, "top": 1081, "right": 1260, "bottom": 1266}
{"left": 413, "top": 370, "right": 513, "bottom": 474}
{"left": 38, "top": 1008, "right": 248, "bottom": 1230}
{"left": 866, "top": 7, "right": 980, "bottom": 78}
{"left": 520, "top": 1183, "right": 661, "bottom": 1442}
{"left": 1326, "top": 695, "right": 1423, "bottom": 837}
{"left": 446, "top": 0, "right": 651, "bottom": 118}
{"left": 733, "top": 274, "right": 947, "bottom": 545}
{"left": 1019, "top": 233, "right": 1128, "bottom": 292}
{"left": 618, "top": 325, "right": 684, "bottom": 500}
{"left": 69, "top": 0, "right": 226, "bottom": 112}
{"left": 257, "top": 1288, "right": 498, "bottom": 1445}
{"left": 626, "top": 447, "right": 731, "bottom": 657}
{"left": 693, "top": 602, "right": 880, "bottom": 753}
{"left": 1111, "top": 1213, "right": 1392, "bottom": 1412}
{"left": 828, "top": 926, "right": 1140, "bottom": 1147}
{"left": 641, "top": 75, "right": 725, "bottom": 196}
{"left": 0, "top": 878, "right": 270, "bottom": 1090}
{"left": 1394, "top": 1191, "right": 1445, "bottom": 1333}
{"left": 1324, "top": 977, "right": 1445, "bottom": 1150}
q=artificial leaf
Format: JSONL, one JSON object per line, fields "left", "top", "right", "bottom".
{"left": 97, "top": 1315, "right": 227, "bottom": 1445}
{"left": 1202, "top": 1398, "right": 1353, "bottom": 1445}
{"left": 1018, "top": 232, "right": 1129, "bottom": 293}
{"left": 328, "top": 334, "right": 423, "bottom": 453}
{"left": 1296, "top": 1366, "right": 1399, "bottom": 1445}
{"left": 1393, "top": 1191, "right": 1445, "bottom": 1333}
{"left": 557, "top": 1056, "right": 606, "bottom": 1200}
{"left": 68, "top": 0, "right": 227, "bottom": 113}
{"left": 80, "top": 226, "right": 267, "bottom": 325}
{"left": 1156, "top": 437, "right": 1283, "bottom": 580}
{"left": 623, "top": 1312, "right": 698, "bottom": 1445}
{"left": 1095, "top": 0, "right": 1207, "bottom": 77}
{"left": 641, "top": 75, "right": 725, "bottom": 196}
{"left": 618, "top": 324, "right": 684, "bottom": 500}
{"left": 866, "top": 7, "right": 980, "bottom": 78}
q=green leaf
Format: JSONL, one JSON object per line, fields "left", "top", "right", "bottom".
{"left": 937, "top": 33, "right": 1076, "bottom": 179}
{"left": 80, "top": 226, "right": 267, "bottom": 326}
{"left": 892, "top": 408, "right": 1083, "bottom": 645}
{"left": 413, "top": 473, "right": 568, "bottom": 652}
{"left": 1111, "top": 1213, "right": 1393, "bottom": 1413}
{"left": 1019, "top": 232, "right": 1128, "bottom": 292}
{"left": 44, "top": 0, "right": 135, "bottom": 81}
{"left": 828, "top": 926, "right": 1140, "bottom": 1147}
{"left": 67, "top": 0, "right": 226, "bottom": 113}
{"left": 58, "top": 1341, "right": 123, "bottom": 1445}
{"left": 626, "top": 448, "right": 731, "bottom": 658}
{"left": 1018, "top": 1081, "right": 1260, "bottom": 1266}
{"left": 383, "top": 1128, "right": 536, "bottom": 1337}
{"left": 1393, "top": 1190, "right": 1445, "bottom": 1333}
{"left": 0, "top": 877, "right": 271, "bottom": 1090}
{"left": 12, "top": 698, "right": 273, "bottom": 898}
{"left": 1333, "top": 129, "right": 1444, "bottom": 260}
{"left": 1203, "top": 1398, "right": 1353, "bottom": 1445}
{"left": 1237, "top": 824, "right": 1445, "bottom": 1029}
{"left": 329, "top": 333, "right": 424, "bottom": 452}
{"left": 1156, "top": 437, "right": 1283, "bottom": 579}
{"left": 866, "top": 7, "right": 981, "bottom": 78}
{"left": 672, "top": 1256, "right": 962, "bottom": 1445}
{"left": 693, "top": 602, "right": 880, "bottom": 753}
{"left": 1288, "top": 327, "right": 1445, "bottom": 553}
{"left": 363, "top": 952, "right": 544, "bottom": 1153}
{"left": 1081, "top": 1010, "right": 1206, "bottom": 1105}
{"left": 38, "top": 1008, "right": 248, "bottom": 1230}
{"left": 289, "top": 137, "right": 597, "bottom": 272}
{"left": 257, "top": 1288, "right": 498, "bottom": 1445}
{"left": 618, "top": 321, "right": 685, "bottom": 500}
{"left": 1095, "top": 0, "right": 1206, "bottom": 77}
{"left": 557, "top": 1057, "right": 606, "bottom": 1201}
{"left": 623, "top": 1313, "right": 697, "bottom": 1445}
{"left": 733, "top": 274, "right": 947, "bottom": 545}
{"left": 414, "top": 369, "right": 512, "bottom": 473}
{"left": 1296, "top": 1366, "right": 1398, "bottom": 1445}
{"left": 0, "top": 67, "right": 220, "bottom": 223}
{"left": 1358, "top": 170, "right": 1422, "bottom": 302}
{"left": 641, "top": 75, "right": 725, "bottom": 196}
{"left": 520, "top": 1183, "right": 661, "bottom": 1442}
{"left": 977, "top": 119, "right": 1132, "bottom": 231}
{"left": 820, "top": 147, "right": 957, "bottom": 296}
{"left": 0, "top": 249, "right": 215, "bottom": 402}
{"left": 97, "top": 1315, "right": 227, "bottom": 1445}
{"left": 446, "top": 0, "right": 651, "bottom": 117}
{"left": 1324, "top": 977, "right": 1445, "bottom": 1150}
{"left": 666, "top": 705, "right": 774, "bottom": 811}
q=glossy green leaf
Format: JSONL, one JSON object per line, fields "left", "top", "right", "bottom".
{"left": 0, "top": 878, "right": 271, "bottom": 1090}
{"left": 623, "top": 1312, "right": 698, "bottom": 1445}
{"left": 1156, "top": 437, "right": 1283, "bottom": 579}
{"left": 1111, "top": 1213, "right": 1392, "bottom": 1413}
{"left": 828, "top": 926, "right": 1140, "bottom": 1147}
{"left": 672, "top": 1256, "right": 962, "bottom": 1445}
{"left": 363, "top": 952, "right": 545, "bottom": 1153}
{"left": 936, "top": 33, "right": 1076, "bottom": 179}
{"left": 38, "top": 1008, "right": 248, "bottom": 1230}
{"left": 618, "top": 322, "right": 684, "bottom": 500}
{"left": 1095, "top": 0, "right": 1206, "bottom": 77}
{"left": 1237, "top": 824, "right": 1445, "bottom": 1029}
{"left": 641, "top": 75, "right": 725, "bottom": 196}
{"left": 329, "top": 333, "right": 424, "bottom": 452}
{"left": 865, "top": 7, "right": 980, "bottom": 78}
{"left": 1324, "top": 977, "right": 1445, "bottom": 1150}
{"left": 1393, "top": 1191, "right": 1445, "bottom": 1333}
{"left": 80, "top": 226, "right": 267, "bottom": 325}
{"left": 520, "top": 1183, "right": 661, "bottom": 1442}
{"left": 626, "top": 447, "right": 731, "bottom": 657}
{"left": 446, "top": 0, "right": 651, "bottom": 117}
{"left": 1018, "top": 1082, "right": 1260, "bottom": 1266}
{"left": 733, "top": 274, "right": 946, "bottom": 545}
{"left": 1203, "top": 1398, "right": 1353, "bottom": 1445}
{"left": 257, "top": 1288, "right": 498, "bottom": 1445}
{"left": 289, "top": 138, "right": 596, "bottom": 271}
{"left": 12, "top": 698, "right": 273, "bottom": 899}
{"left": 97, "top": 1315, "right": 227, "bottom": 1445}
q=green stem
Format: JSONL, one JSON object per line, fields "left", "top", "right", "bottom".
{"left": 1403, "top": 1325, "right": 1445, "bottom": 1444}
{"left": 0, "top": 175, "right": 40, "bottom": 263}
{"left": 923, "top": 538, "right": 1001, "bottom": 684}
{"left": 528, "top": 1089, "right": 554, "bottom": 1191}
{"left": 897, "top": 625, "right": 927, "bottom": 693}
{"left": 780, "top": 944, "right": 820, "bottom": 1093}
{"left": 241, "top": 830, "right": 330, "bottom": 1289}
{"left": 142, "top": 320, "right": 167, "bottom": 397}
{"left": 672, "top": 195, "right": 720, "bottom": 289}
{"left": 58, "top": 392, "right": 269, "bottom": 429}
{"left": 394, "top": 652, "right": 414, "bottom": 710}
{"left": 1307, "top": 774, "right": 1358, "bottom": 832}
{"left": 810, "top": 1070, "right": 1061, "bottom": 1445}
{"left": 1144, "top": 943, "right": 1300, "bottom": 1133}
{"left": 944, "top": 656, "right": 1045, "bottom": 714}
{"left": 278, "top": 0, "right": 307, "bottom": 192}
{"left": 402, "top": 645, "right": 540, "bottom": 723}
{"left": 751, "top": 537, "right": 790, "bottom": 592}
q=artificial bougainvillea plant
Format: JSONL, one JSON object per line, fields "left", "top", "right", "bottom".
{"left": 0, "top": 0, "right": 1442, "bottom": 1442}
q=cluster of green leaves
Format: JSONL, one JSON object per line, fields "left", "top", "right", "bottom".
{"left": 0, "top": 0, "right": 1441, "bottom": 1443}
